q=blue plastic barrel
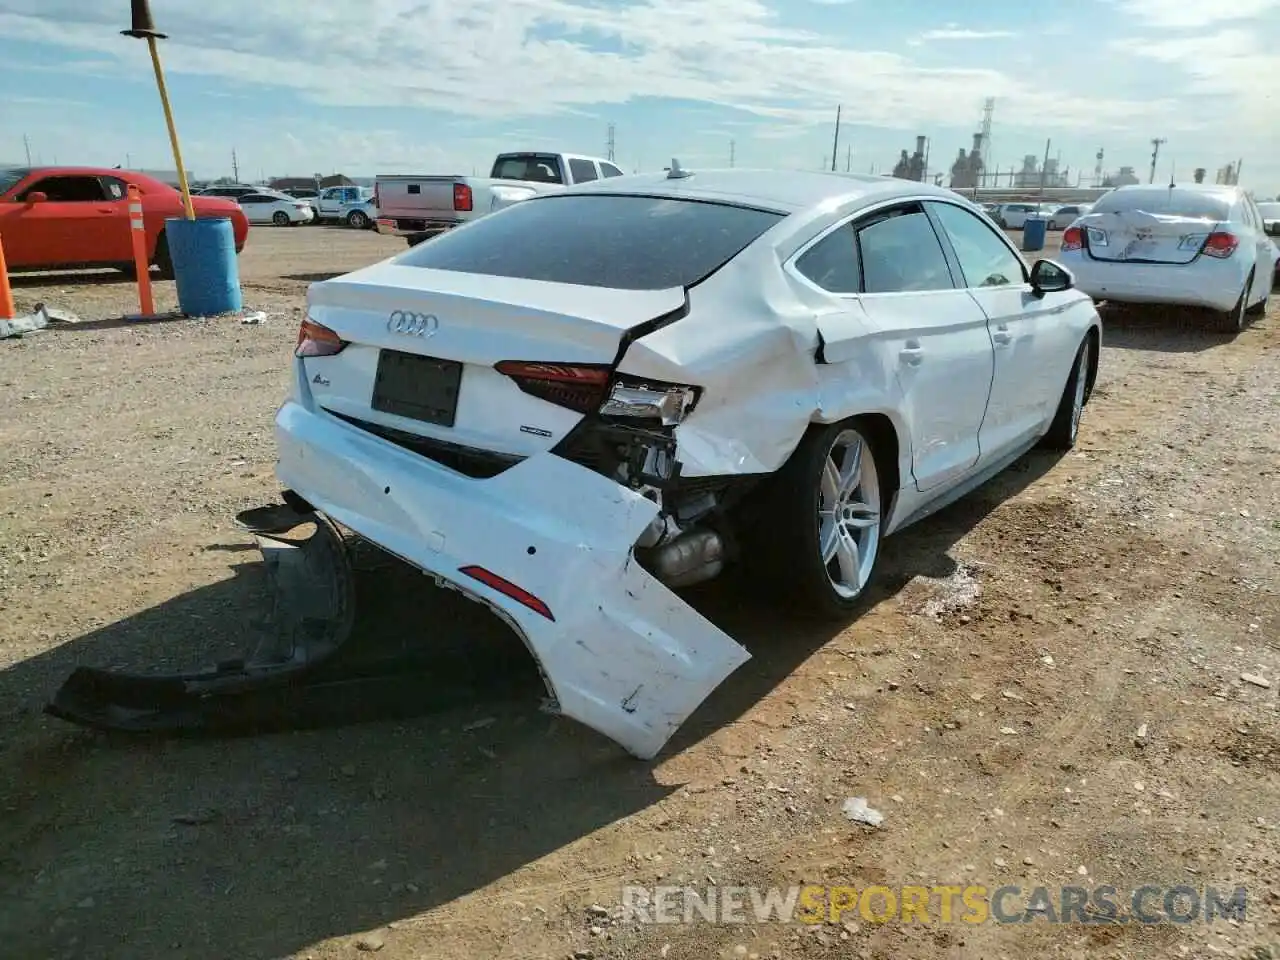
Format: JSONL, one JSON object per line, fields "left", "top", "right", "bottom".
{"left": 165, "top": 216, "right": 242, "bottom": 316}
{"left": 1022, "top": 215, "right": 1047, "bottom": 252}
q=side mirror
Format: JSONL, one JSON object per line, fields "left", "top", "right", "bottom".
{"left": 25, "top": 191, "right": 48, "bottom": 204}
{"left": 1030, "top": 258, "right": 1073, "bottom": 297}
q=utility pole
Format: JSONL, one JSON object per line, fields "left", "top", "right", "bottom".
{"left": 1148, "top": 138, "right": 1165, "bottom": 184}
{"left": 830, "top": 105, "right": 841, "bottom": 172}
{"left": 23, "top": 134, "right": 32, "bottom": 166}
{"left": 1039, "top": 138, "right": 1050, "bottom": 196}
{"left": 845, "top": 145, "right": 851, "bottom": 172}
{"left": 232, "top": 147, "right": 240, "bottom": 182}
{"left": 729, "top": 139, "right": 735, "bottom": 167}
{"left": 606, "top": 123, "right": 616, "bottom": 162}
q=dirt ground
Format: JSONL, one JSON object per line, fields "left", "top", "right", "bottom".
{"left": 1, "top": 223, "right": 1277, "bottom": 960}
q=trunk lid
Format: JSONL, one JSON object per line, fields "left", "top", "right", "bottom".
{"left": 373, "top": 176, "right": 463, "bottom": 221}
{"left": 1078, "top": 209, "right": 1224, "bottom": 265}
{"left": 302, "top": 262, "right": 686, "bottom": 460}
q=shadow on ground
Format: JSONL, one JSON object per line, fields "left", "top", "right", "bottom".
{"left": 1098, "top": 301, "right": 1269, "bottom": 353}
{"left": 282, "top": 272, "right": 343, "bottom": 283}
{"left": 8, "top": 269, "right": 140, "bottom": 289}
{"left": 0, "top": 450, "right": 1061, "bottom": 959}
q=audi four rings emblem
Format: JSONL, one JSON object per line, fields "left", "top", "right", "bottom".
{"left": 387, "top": 310, "right": 439, "bottom": 336}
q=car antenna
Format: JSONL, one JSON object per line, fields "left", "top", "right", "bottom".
{"left": 666, "top": 158, "right": 692, "bottom": 180}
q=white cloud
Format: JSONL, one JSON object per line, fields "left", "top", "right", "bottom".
{"left": 1109, "top": 0, "right": 1280, "bottom": 28}
{"left": 0, "top": 1, "right": 1164, "bottom": 133}
{"left": 0, "top": 0, "right": 1277, "bottom": 187}
{"left": 914, "top": 27, "right": 1017, "bottom": 42}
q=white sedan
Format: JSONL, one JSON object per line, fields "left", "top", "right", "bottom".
{"left": 1057, "top": 183, "right": 1276, "bottom": 332}
{"left": 78, "top": 168, "right": 1096, "bottom": 762}
{"left": 237, "top": 191, "right": 315, "bottom": 226}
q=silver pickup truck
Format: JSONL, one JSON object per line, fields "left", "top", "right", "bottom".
{"left": 374, "top": 151, "right": 626, "bottom": 246}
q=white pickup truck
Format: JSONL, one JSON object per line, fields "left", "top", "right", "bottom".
{"left": 374, "top": 151, "right": 626, "bottom": 246}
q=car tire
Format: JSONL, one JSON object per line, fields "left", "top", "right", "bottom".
{"left": 347, "top": 210, "right": 369, "bottom": 230}
{"left": 741, "top": 418, "right": 886, "bottom": 620}
{"left": 272, "top": 210, "right": 290, "bottom": 226}
{"left": 1245, "top": 273, "right": 1268, "bottom": 317}
{"left": 1214, "top": 271, "right": 1251, "bottom": 333}
{"left": 153, "top": 231, "right": 174, "bottom": 280}
{"left": 1039, "top": 333, "right": 1093, "bottom": 451}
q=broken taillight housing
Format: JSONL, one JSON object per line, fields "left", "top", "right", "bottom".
{"left": 600, "top": 380, "right": 698, "bottom": 426}
{"left": 295, "top": 318, "right": 347, "bottom": 357}
{"left": 1061, "top": 226, "right": 1083, "bottom": 251}
{"left": 495, "top": 361, "right": 612, "bottom": 412}
{"left": 1201, "top": 231, "right": 1238, "bottom": 259}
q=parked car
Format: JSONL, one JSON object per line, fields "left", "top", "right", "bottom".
{"left": 0, "top": 166, "right": 249, "bottom": 278}
{"left": 237, "top": 190, "right": 315, "bottom": 226}
{"left": 278, "top": 168, "right": 1101, "bottom": 759}
{"left": 1257, "top": 200, "right": 1280, "bottom": 236}
{"left": 311, "top": 185, "right": 376, "bottom": 228}
{"left": 991, "top": 203, "right": 1051, "bottom": 229}
{"left": 281, "top": 187, "right": 319, "bottom": 201}
{"left": 197, "top": 183, "right": 264, "bottom": 200}
{"left": 1048, "top": 204, "right": 1092, "bottom": 230}
{"left": 375, "top": 151, "right": 624, "bottom": 246}
{"left": 1058, "top": 183, "right": 1276, "bottom": 332}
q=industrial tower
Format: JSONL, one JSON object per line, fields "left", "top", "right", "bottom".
{"left": 1093, "top": 147, "right": 1104, "bottom": 187}
{"left": 979, "top": 98, "right": 994, "bottom": 184}
{"left": 606, "top": 123, "right": 616, "bottom": 162}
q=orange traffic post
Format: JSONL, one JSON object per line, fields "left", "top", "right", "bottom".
{"left": 0, "top": 234, "right": 14, "bottom": 320}
{"left": 127, "top": 184, "right": 155, "bottom": 316}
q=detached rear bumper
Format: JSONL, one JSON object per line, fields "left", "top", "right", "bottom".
{"left": 273, "top": 399, "right": 751, "bottom": 760}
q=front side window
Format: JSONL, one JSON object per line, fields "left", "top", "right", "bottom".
{"left": 19, "top": 176, "right": 107, "bottom": 202}
{"left": 929, "top": 202, "right": 1026, "bottom": 288}
{"left": 855, "top": 207, "right": 954, "bottom": 293}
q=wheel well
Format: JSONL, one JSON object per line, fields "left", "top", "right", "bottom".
{"left": 1083, "top": 325, "right": 1101, "bottom": 402}
{"left": 857, "top": 413, "right": 901, "bottom": 506}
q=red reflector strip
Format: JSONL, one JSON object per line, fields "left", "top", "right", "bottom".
{"left": 458, "top": 565, "right": 555, "bottom": 621}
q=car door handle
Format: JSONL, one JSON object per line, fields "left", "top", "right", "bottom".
{"left": 97, "top": 208, "right": 115, "bottom": 214}
{"left": 992, "top": 326, "right": 1013, "bottom": 346}
{"left": 899, "top": 343, "right": 923, "bottom": 366}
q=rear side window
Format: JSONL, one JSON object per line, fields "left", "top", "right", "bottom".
{"left": 601, "top": 163, "right": 625, "bottom": 178}
{"left": 794, "top": 223, "right": 860, "bottom": 294}
{"left": 398, "top": 194, "right": 786, "bottom": 290}
{"left": 568, "top": 159, "right": 598, "bottom": 182}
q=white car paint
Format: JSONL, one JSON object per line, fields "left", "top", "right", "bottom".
{"left": 991, "top": 203, "right": 1053, "bottom": 229}
{"left": 280, "top": 168, "right": 1102, "bottom": 759}
{"left": 1048, "top": 204, "right": 1092, "bottom": 230}
{"left": 237, "top": 191, "right": 315, "bottom": 225}
{"left": 1057, "top": 183, "right": 1276, "bottom": 325}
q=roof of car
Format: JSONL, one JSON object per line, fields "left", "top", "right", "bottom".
{"left": 563, "top": 167, "right": 965, "bottom": 213}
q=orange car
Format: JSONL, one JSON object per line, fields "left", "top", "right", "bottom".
{"left": 0, "top": 165, "right": 250, "bottom": 278}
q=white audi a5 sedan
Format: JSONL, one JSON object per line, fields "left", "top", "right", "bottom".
{"left": 1057, "top": 183, "right": 1276, "bottom": 332}
{"left": 280, "top": 166, "right": 1103, "bottom": 759}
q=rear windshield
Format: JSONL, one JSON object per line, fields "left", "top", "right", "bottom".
{"left": 490, "top": 154, "right": 564, "bottom": 184}
{"left": 1092, "top": 189, "right": 1230, "bottom": 221}
{"left": 397, "top": 194, "right": 787, "bottom": 290}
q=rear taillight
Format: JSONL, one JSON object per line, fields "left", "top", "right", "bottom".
{"left": 1202, "top": 231, "right": 1238, "bottom": 259}
{"left": 1061, "top": 226, "right": 1083, "bottom": 251}
{"left": 495, "top": 361, "right": 611, "bottom": 412}
{"left": 295, "top": 318, "right": 347, "bottom": 358}
{"left": 453, "top": 183, "right": 473, "bottom": 212}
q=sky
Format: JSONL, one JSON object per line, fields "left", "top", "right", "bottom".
{"left": 1, "top": 0, "right": 1277, "bottom": 195}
